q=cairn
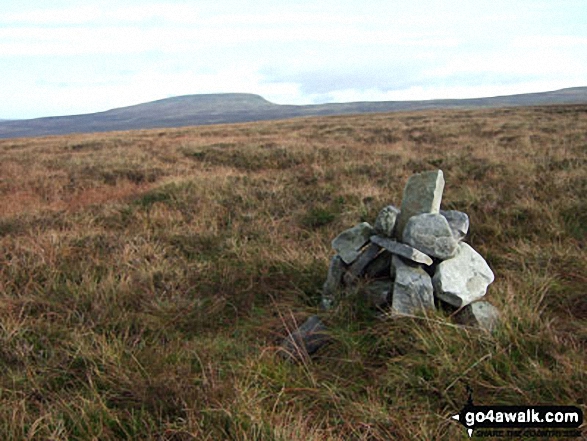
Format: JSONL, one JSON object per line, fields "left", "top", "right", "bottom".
{"left": 280, "top": 170, "right": 499, "bottom": 361}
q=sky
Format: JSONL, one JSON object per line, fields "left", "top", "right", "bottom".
{"left": 1, "top": 0, "right": 586, "bottom": 119}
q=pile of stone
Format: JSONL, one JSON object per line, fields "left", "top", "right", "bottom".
{"left": 280, "top": 170, "right": 499, "bottom": 361}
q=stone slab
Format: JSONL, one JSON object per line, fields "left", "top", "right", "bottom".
{"left": 370, "top": 235, "right": 433, "bottom": 266}
{"left": 332, "top": 222, "right": 374, "bottom": 264}
{"left": 391, "top": 255, "right": 435, "bottom": 315}
{"left": 321, "top": 255, "right": 346, "bottom": 310}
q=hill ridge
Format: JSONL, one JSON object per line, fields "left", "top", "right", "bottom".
{"left": 1, "top": 87, "right": 587, "bottom": 139}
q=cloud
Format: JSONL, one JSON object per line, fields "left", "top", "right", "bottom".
{"left": 0, "top": 19, "right": 459, "bottom": 58}
{"left": 512, "top": 35, "right": 587, "bottom": 48}
{"left": 1, "top": 0, "right": 586, "bottom": 118}
{"left": 321, "top": 80, "right": 587, "bottom": 104}
{"left": 1, "top": 65, "right": 306, "bottom": 118}
{"left": 428, "top": 45, "right": 587, "bottom": 81}
{"left": 0, "top": 3, "right": 203, "bottom": 26}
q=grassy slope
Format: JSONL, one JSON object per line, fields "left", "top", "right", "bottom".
{"left": 0, "top": 106, "right": 585, "bottom": 440}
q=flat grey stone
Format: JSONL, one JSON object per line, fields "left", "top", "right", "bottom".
{"left": 391, "top": 255, "right": 435, "bottom": 315}
{"left": 433, "top": 242, "right": 495, "bottom": 307}
{"left": 454, "top": 301, "right": 500, "bottom": 332}
{"left": 321, "top": 255, "right": 346, "bottom": 310}
{"left": 332, "top": 222, "right": 374, "bottom": 264}
{"left": 279, "top": 315, "right": 329, "bottom": 361}
{"left": 440, "top": 210, "right": 469, "bottom": 241}
{"left": 402, "top": 213, "right": 458, "bottom": 260}
{"left": 364, "top": 250, "right": 392, "bottom": 279}
{"left": 371, "top": 235, "right": 433, "bottom": 266}
{"left": 363, "top": 279, "right": 393, "bottom": 308}
{"left": 396, "top": 170, "right": 445, "bottom": 238}
{"left": 343, "top": 242, "right": 381, "bottom": 285}
{"left": 374, "top": 205, "right": 400, "bottom": 238}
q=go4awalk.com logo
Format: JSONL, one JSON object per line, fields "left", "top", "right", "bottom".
{"left": 451, "top": 388, "right": 583, "bottom": 438}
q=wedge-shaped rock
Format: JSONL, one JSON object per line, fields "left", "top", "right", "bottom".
{"left": 280, "top": 316, "right": 329, "bottom": 361}
{"left": 321, "top": 255, "right": 346, "bottom": 310}
{"left": 343, "top": 243, "right": 381, "bottom": 285}
{"left": 440, "top": 210, "right": 469, "bottom": 242}
{"left": 433, "top": 243, "right": 495, "bottom": 307}
{"left": 374, "top": 205, "right": 400, "bottom": 238}
{"left": 454, "top": 301, "right": 500, "bottom": 332}
{"left": 391, "top": 255, "right": 435, "bottom": 315}
{"left": 364, "top": 279, "right": 393, "bottom": 308}
{"left": 332, "top": 222, "right": 373, "bottom": 264}
{"left": 396, "top": 170, "right": 444, "bottom": 238}
{"left": 403, "top": 213, "right": 458, "bottom": 260}
{"left": 370, "top": 235, "right": 433, "bottom": 266}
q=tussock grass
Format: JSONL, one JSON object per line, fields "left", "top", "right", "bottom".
{"left": 1, "top": 106, "right": 586, "bottom": 439}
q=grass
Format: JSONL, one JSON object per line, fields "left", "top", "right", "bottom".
{"left": 0, "top": 105, "right": 586, "bottom": 440}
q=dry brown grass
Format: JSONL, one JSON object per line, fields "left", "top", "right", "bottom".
{"left": 0, "top": 105, "right": 585, "bottom": 439}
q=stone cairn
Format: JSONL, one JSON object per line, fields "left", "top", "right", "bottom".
{"left": 280, "top": 170, "right": 499, "bottom": 361}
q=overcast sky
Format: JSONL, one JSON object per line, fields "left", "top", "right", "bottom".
{"left": 1, "top": 0, "right": 586, "bottom": 119}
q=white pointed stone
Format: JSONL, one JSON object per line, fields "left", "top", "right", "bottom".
{"left": 396, "top": 170, "right": 445, "bottom": 238}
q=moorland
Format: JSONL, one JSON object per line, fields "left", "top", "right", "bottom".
{"left": 0, "top": 105, "right": 585, "bottom": 440}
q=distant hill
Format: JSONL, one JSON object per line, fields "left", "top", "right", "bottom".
{"left": 1, "top": 87, "right": 587, "bottom": 139}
